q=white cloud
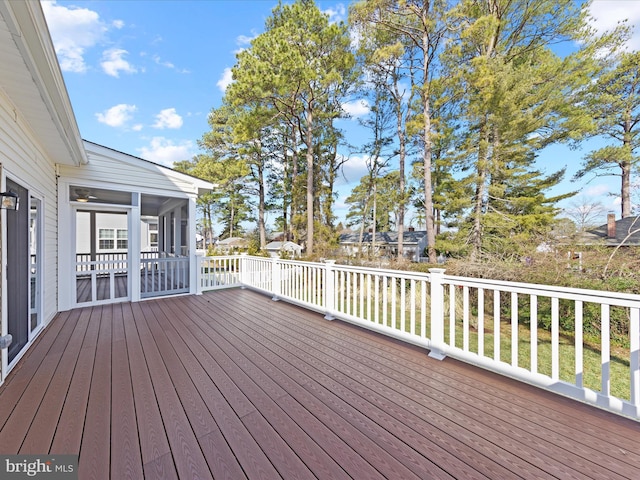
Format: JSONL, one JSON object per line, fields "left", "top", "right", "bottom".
{"left": 342, "top": 99, "right": 370, "bottom": 118}
{"left": 153, "top": 108, "right": 183, "bottom": 129}
{"left": 584, "top": 184, "right": 611, "bottom": 197}
{"left": 112, "top": 19, "right": 125, "bottom": 29}
{"left": 588, "top": 1, "right": 640, "bottom": 51}
{"left": 337, "top": 154, "right": 370, "bottom": 185}
{"left": 101, "top": 48, "right": 137, "bottom": 77}
{"left": 152, "top": 54, "right": 174, "bottom": 69}
{"left": 138, "top": 137, "right": 194, "bottom": 167}
{"left": 237, "top": 34, "right": 255, "bottom": 45}
{"left": 324, "top": 4, "right": 347, "bottom": 23}
{"left": 217, "top": 67, "right": 234, "bottom": 92}
{"left": 95, "top": 103, "right": 137, "bottom": 127}
{"left": 41, "top": 0, "right": 108, "bottom": 73}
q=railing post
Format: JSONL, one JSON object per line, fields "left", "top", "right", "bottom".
{"left": 428, "top": 268, "right": 447, "bottom": 360}
{"left": 239, "top": 253, "right": 248, "bottom": 289}
{"left": 196, "top": 256, "right": 203, "bottom": 295}
{"left": 271, "top": 257, "right": 281, "bottom": 301}
{"left": 324, "top": 260, "right": 336, "bottom": 320}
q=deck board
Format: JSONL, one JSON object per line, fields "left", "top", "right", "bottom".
{"left": 111, "top": 303, "right": 144, "bottom": 480}
{"left": 0, "top": 288, "right": 639, "bottom": 479}
{"left": 232, "top": 295, "right": 607, "bottom": 479}
{"left": 123, "top": 302, "right": 173, "bottom": 469}
{"left": 79, "top": 305, "right": 112, "bottom": 480}
{"left": 50, "top": 307, "right": 100, "bottom": 454}
{"left": 135, "top": 301, "right": 212, "bottom": 480}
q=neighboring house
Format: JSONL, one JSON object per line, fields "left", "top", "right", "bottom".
{"left": 339, "top": 229, "right": 428, "bottom": 262}
{"left": 265, "top": 241, "right": 302, "bottom": 258}
{"left": 579, "top": 213, "right": 640, "bottom": 247}
{"left": 76, "top": 213, "right": 158, "bottom": 254}
{"left": 216, "top": 236, "right": 249, "bottom": 253}
{"left": 0, "top": 1, "right": 213, "bottom": 381}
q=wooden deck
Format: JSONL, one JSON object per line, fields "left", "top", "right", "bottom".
{"left": 1, "top": 289, "right": 639, "bottom": 479}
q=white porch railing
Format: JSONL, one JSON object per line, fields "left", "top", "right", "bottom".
{"left": 197, "top": 255, "right": 640, "bottom": 420}
{"left": 75, "top": 258, "right": 128, "bottom": 305}
{"left": 140, "top": 255, "right": 189, "bottom": 298}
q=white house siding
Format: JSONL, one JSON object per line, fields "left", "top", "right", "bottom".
{"left": 0, "top": 87, "right": 60, "bottom": 327}
{"left": 75, "top": 212, "right": 155, "bottom": 254}
{"left": 58, "top": 143, "right": 200, "bottom": 197}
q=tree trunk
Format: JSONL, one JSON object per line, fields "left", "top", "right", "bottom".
{"left": 621, "top": 118, "right": 632, "bottom": 218}
{"left": 305, "top": 105, "right": 314, "bottom": 255}
{"left": 395, "top": 77, "right": 406, "bottom": 260}
{"left": 290, "top": 125, "right": 299, "bottom": 243}
{"left": 471, "top": 119, "right": 489, "bottom": 261}
{"left": 257, "top": 158, "right": 267, "bottom": 249}
{"left": 422, "top": 19, "right": 437, "bottom": 263}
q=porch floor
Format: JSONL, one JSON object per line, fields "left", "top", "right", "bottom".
{"left": 76, "top": 272, "right": 188, "bottom": 304}
{"left": 1, "top": 289, "right": 639, "bottom": 479}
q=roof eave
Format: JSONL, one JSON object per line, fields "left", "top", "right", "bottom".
{"left": 1, "top": 0, "right": 87, "bottom": 166}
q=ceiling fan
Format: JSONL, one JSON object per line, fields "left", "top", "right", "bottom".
{"left": 73, "top": 188, "right": 98, "bottom": 202}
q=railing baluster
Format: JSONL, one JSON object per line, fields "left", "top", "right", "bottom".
{"left": 531, "top": 295, "right": 538, "bottom": 374}
{"left": 512, "top": 292, "right": 518, "bottom": 367}
{"left": 494, "top": 290, "right": 500, "bottom": 362}
{"left": 575, "top": 300, "right": 583, "bottom": 388}
{"left": 374, "top": 275, "right": 380, "bottom": 324}
{"left": 449, "top": 284, "right": 456, "bottom": 347}
{"left": 601, "top": 304, "right": 611, "bottom": 397}
{"left": 400, "top": 279, "right": 406, "bottom": 333}
{"left": 421, "top": 280, "right": 426, "bottom": 339}
{"left": 478, "top": 288, "right": 484, "bottom": 357}
{"left": 410, "top": 279, "right": 416, "bottom": 335}
{"left": 391, "top": 276, "right": 397, "bottom": 329}
{"left": 631, "top": 307, "right": 639, "bottom": 408}
{"left": 347, "top": 270, "right": 352, "bottom": 315}
{"left": 382, "top": 276, "right": 388, "bottom": 327}
{"left": 551, "top": 297, "right": 559, "bottom": 380}
{"left": 463, "top": 286, "right": 469, "bottom": 351}
{"left": 359, "top": 272, "right": 365, "bottom": 318}
{"left": 367, "top": 274, "right": 372, "bottom": 322}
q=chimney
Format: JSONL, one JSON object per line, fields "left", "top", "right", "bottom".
{"left": 607, "top": 213, "right": 616, "bottom": 238}
{"left": 408, "top": 227, "right": 415, "bottom": 232}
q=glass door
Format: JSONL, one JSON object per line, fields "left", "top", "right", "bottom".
{"left": 29, "top": 196, "right": 42, "bottom": 337}
{"left": 6, "top": 178, "right": 29, "bottom": 364}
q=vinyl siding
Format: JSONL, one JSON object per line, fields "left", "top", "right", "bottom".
{"left": 58, "top": 145, "right": 199, "bottom": 197}
{"left": 0, "top": 87, "right": 60, "bottom": 324}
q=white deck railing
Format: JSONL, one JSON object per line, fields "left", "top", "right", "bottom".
{"left": 198, "top": 255, "right": 640, "bottom": 420}
{"left": 140, "top": 256, "right": 189, "bottom": 298}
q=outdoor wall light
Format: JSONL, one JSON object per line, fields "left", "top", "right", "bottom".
{"left": 0, "top": 191, "right": 19, "bottom": 210}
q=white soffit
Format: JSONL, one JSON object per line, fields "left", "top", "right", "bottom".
{"left": 0, "top": 1, "right": 86, "bottom": 166}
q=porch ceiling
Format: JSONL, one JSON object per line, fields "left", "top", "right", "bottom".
{"left": 0, "top": 289, "right": 638, "bottom": 479}
{"left": 70, "top": 187, "right": 183, "bottom": 217}
{"left": 141, "top": 193, "right": 178, "bottom": 216}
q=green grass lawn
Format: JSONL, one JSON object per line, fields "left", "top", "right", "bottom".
{"left": 333, "top": 282, "right": 633, "bottom": 401}
{"left": 444, "top": 319, "right": 631, "bottom": 400}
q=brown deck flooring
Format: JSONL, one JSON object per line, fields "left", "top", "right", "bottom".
{"left": 0, "top": 288, "right": 639, "bottom": 479}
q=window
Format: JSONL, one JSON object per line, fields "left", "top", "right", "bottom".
{"left": 99, "top": 228, "right": 128, "bottom": 250}
{"left": 149, "top": 223, "right": 158, "bottom": 248}
{"left": 117, "top": 229, "right": 128, "bottom": 249}
{"left": 99, "top": 229, "right": 114, "bottom": 249}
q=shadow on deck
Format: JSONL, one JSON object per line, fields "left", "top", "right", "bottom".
{"left": 1, "top": 289, "right": 639, "bottom": 479}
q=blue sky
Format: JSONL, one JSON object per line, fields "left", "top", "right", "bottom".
{"left": 42, "top": 0, "right": 640, "bottom": 229}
